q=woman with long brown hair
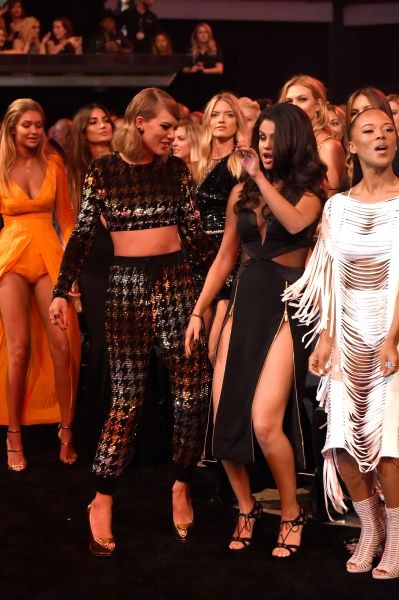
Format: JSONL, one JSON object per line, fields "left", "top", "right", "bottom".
{"left": 0, "top": 98, "right": 80, "bottom": 470}
{"left": 68, "top": 103, "right": 114, "bottom": 450}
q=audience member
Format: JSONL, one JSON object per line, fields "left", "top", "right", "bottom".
{"left": 120, "top": 0, "right": 159, "bottom": 53}
{"left": 47, "top": 17, "right": 82, "bottom": 55}
{"left": 12, "top": 16, "right": 49, "bottom": 54}
{"left": 387, "top": 93, "right": 399, "bottom": 134}
{"left": 47, "top": 118, "right": 73, "bottom": 163}
{"left": 172, "top": 119, "right": 203, "bottom": 182}
{"left": 152, "top": 31, "right": 172, "bottom": 55}
{"left": 3, "top": 0, "right": 25, "bottom": 43}
{"left": 238, "top": 96, "right": 261, "bottom": 138}
{"left": 183, "top": 22, "right": 223, "bottom": 75}
{"left": 327, "top": 104, "right": 345, "bottom": 143}
{"left": 87, "top": 10, "right": 132, "bottom": 54}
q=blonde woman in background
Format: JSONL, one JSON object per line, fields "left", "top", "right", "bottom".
{"left": 279, "top": 74, "right": 345, "bottom": 196}
{"left": 238, "top": 97, "right": 261, "bottom": 139}
{"left": 183, "top": 22, "right": 223, "bottom": 75}
{"left": 172, "top": 119, "right": 203, "bottom": 183}
{"left": 12, "top": 16, "right": 49, "bottom": 54}
{"left": 195, "top": 92, "right": 247, "bottom": 355}
{"left": 0, "top": 98, "right": 80, "bottom": 470}
{"left": 327, "top": 104, "right": 346, "bottom": 144}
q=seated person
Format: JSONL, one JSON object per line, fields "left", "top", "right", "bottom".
{"left": 46, "top": 17, "right": 82, "bottom": 55}
{"left": 120, "top": 0, "right": 159, "bottom": 53}
{"left": 87, "top": 10, "right": 132, "bottom": 53}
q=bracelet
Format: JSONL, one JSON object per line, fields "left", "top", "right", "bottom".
{"left": 191, "top": 313, "right": 203, "bottom": 321}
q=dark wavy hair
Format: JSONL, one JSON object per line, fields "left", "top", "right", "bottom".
{"left": 235, "top": 103, "right": 327, "bottom": 218}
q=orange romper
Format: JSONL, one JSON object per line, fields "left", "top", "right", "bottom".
{"left": 0, "top": 158, "right": 81, "bottom": 425}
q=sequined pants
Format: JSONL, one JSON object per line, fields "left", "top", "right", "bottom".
{"left": 93, "top": 251, "right": 211, "bottom": 493}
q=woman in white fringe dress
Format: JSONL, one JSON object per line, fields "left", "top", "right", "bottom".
{"left": 284, "top": 108, "right": 399, "bottom": 579}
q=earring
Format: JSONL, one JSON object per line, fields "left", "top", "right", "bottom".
{"left": 137, "top": 127, "right": 144, "bottom": 134}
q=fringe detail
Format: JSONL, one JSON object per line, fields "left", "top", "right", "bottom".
{"left": 286, "top": 195, "right": 399, "bottom": 513}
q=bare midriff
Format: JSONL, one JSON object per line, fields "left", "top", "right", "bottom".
{"left": 110, "top": 224, "right": 182, "bottom": 257}
{"left": 271, "top": 247, "right": 309, "bottom": 268}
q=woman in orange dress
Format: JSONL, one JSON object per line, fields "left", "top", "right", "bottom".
{"left": 0, "top": 98, "right": 81, "bottom": 470}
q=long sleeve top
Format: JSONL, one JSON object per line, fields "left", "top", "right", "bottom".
{"left": 53, "top": 152, "right": 216, "bottom": 298}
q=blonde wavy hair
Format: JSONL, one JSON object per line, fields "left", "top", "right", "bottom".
{"left": 0, "top": 98, "right": 47, "bottom": 193}
{"left": 19, "top": 16, "right": 40, "bottom": 45}
{"left": 190, "top": 22, "right": 217, "bottom": 57}
{"left": 113, "top": 87, "right": 180, "bottom": 163}
{"left": 197, "top": 92, "right": 248, "bottom": 183}
{"left": 278, "top": 74, "right": 330, "bottom": 134}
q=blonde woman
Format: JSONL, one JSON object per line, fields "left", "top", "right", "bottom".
{"left": 172, "top": 119, "right": 203, "bottom": 183}
{"left": 12, "top": 16, "right": 49, "bottom": 54}
{"left": 195, "top": 92, "right": 247, "bottom": 357}
{"left": 0, "top": 98, "right": 81, "bottom": 470}
{"left": 279, "top": 74, "right": 345, "bottom": 196}
{"left": 50, "top": 88, "right": 215, "bottom": 555}
{"left": 183, "top": 22, "right": 223, "bottom": 75}
{"left": 238, "top": 97, "right": 261, "bottom": 139}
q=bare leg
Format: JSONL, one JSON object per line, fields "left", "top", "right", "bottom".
{"left": 373, "top": 458, "right": 399, "bottom": 578}
{"left": 34, "top": 275, "right": 76, "bottom": 463}
{"left": 0, "top": 273, "right": 31, "bottom": 470}
{"left": 252, "top": 322, "right": 302, "bottom": 557}
{"left": 208, "top": 299, "right": 228, "bottom": 366}
{"left": 88, "top": 492, "right": 115, "bottom": 550}
{"left": 337, "top": 450, "right": 384, "bottom": 573}
{"left": 213, "top": 317, "right": 260, "bottom": 549}
{"left": 336, "top": 449, "right": 374, "bottom": 502}
{"left": 172, "top": 480, "right": 193, "bottom": 526}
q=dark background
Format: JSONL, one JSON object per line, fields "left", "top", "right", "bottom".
{"left": 1, "top": 0, "right": 398, "bottom": 123}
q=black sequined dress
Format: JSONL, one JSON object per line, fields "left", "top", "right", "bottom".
{"left": 195, "top": 155, "right": 238, "bottom": 298}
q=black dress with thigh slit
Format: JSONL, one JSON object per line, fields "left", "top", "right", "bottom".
{"left": 212, "top": 207, "right": 318, "bottom": 471}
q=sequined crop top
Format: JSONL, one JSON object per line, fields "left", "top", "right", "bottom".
{"left": 53, "top": 152, "right": 216, "bottom": 299}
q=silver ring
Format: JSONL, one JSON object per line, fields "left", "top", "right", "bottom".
{"left": 385, "top": 360, "right": 396, "bottom": 369}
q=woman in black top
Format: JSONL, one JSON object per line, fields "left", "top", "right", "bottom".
{"left": 183, "top": 22, "right": 223, "bottom": 75}
{"left": 50, "top": 88, "right": 215, "bottom": 556}
{"left": 186, "top": 104, "right": 327, "bottom": 557}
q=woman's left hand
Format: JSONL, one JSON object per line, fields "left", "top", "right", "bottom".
{"left": 235, "top": 144, "right": 260, "bottom": 179}
{"left": 184, "top": 315, "right": 202, "bottom": 358}
{"left": 380, "top": 337, "right": 399, "bottom": 377}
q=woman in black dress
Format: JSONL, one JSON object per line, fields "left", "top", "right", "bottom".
{"left": 186, "top": 103, "right": 326, "bottom": 557}
{"left": 68, "top": 103, "right": 115, "bottom": 452}
{"left": 195, "top": 92, "right": 247, "bottom": 357}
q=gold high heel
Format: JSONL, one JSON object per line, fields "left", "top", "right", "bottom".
{"left": 58, "top": 424, "right": 77, "bottom": 465}
{"left": 173, "top": 520, "right": 195, "bottom": 542}
{"left": 6, "top": 429, "right": 27, "bottom": 472}
{"left": 87, "top": 504, "right": 115, "bottom": 557}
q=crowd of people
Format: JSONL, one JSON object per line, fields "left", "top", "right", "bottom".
{"left": 0, "top": 0, "right": 224, "bottom": 70}
{"left": 1, "top": 13, "right": 399, "bottom": 577}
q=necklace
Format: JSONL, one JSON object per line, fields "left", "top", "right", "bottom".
{"left": 15, "top": 157, "right": 34, "bottom": 178}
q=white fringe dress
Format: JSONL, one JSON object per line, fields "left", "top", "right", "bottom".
{"left": 284, "top": 192, "right": 399, "bottom": 513}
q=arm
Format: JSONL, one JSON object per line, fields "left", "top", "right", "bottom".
{"left": 318, "top": 137, "right": 345, "bottom": 197}
{"left": 52, "top": 163, "right": 104, "bottom": 301}
{"left": 177, "top": 164, "right": 217, "bottom": 274}
{"left": 184, "top": 184, "right": 241, "bottom": 356}
{"left": 380, "top": 291, "right": 399, "bottom": 377}
{"left": 237, "top": 145, "right": 322, "bottom": 233}
{"left": 52, "top": 159, "right": 75, "bottom": 243}
{"left": 202, "top": 62, "right": 223, "bottom": 75}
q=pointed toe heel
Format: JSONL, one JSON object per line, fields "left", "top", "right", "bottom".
{"left": 87, "top": 504, "right": 115, "bottom": 558}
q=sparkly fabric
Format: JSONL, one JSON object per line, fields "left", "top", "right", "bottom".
{"left": 194, "top": 155, "right": 239, "bottom": 298}
{"left": 53, "top": 152, "right": 216, "bottom": 299}
{"left": 93, "top": 252, "right": 211, "bottom": 480}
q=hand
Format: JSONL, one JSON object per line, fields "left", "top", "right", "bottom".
{"left": 190, "top": 64, "right": 203, "bottom": 73}
{"left": 49, "top": 297, "right": 68, "bottom": 330}
{"left": 69, "top": 36, "right": 82, "bottom": 50}
{"left": 308, "top": 335, "right": 333, "bottom": 376}
{"left": 184, "top": 315, "right": 203, "bottom": 357}
{"left": 235, "top": 145, "right": 261, "bottom": 179}
{"left": 41, "top": 31, "right": 51, "bottom": 44}
{"left": 380, "top": 337, "right": 399, "bottom": 377}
